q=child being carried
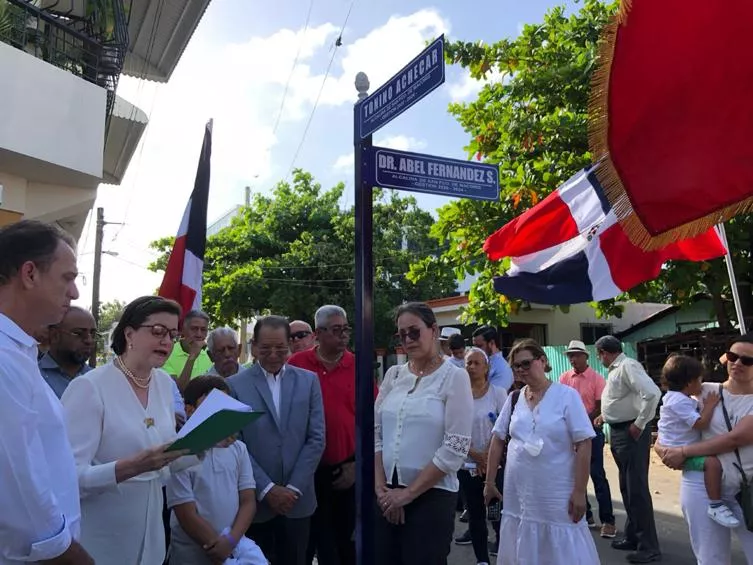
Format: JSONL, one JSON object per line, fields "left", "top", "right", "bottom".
{"left": 658, "top": 354, "right": 739, "bottom": 529}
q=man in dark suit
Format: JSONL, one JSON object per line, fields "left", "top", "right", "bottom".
{"left": 228, "top": 315, "right": 325, "bottom": 565}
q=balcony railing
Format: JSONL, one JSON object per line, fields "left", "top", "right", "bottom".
{"left": 0, "top": 0, "right": 129, "bottom": 123}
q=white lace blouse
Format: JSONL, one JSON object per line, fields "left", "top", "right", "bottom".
{"left": 375, "top": 360, "right": 473, "bottom": 492}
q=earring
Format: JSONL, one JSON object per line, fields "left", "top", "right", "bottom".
{"left": 128, "top": 342, "right": 133, "bottom": 350}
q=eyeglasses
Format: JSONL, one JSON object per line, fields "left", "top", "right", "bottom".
{"left": 62, "top": 329, "right": 97, "bottom": 340}
{"left": 396, "top": 327, "right": 422, "bottom": 343}
{"left": 140, "top": 324, "right": 180, "bottom": 341}
{"left": 726, "top": 351, "right": 753, "bottom": 367}
{"left": 321, "top": 325, "right": 351, "bottom": 337}
{"left": 290, "top": 331, "right": 312, "bottom": 341}
{"left": 512, "top": 358, "right": 538, "bottom": 372}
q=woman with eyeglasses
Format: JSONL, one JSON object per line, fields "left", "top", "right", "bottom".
{"left": 657, "top": 333, "right": 753, "bottom": 563}
{"left": 483, "top": 339, "right": 599, "bottom": 565}
{"left": 61, "top": 296, "right": 198, "bottom": 564}
{"left": 374, "top": 302, "right": 473, "bottom": 565}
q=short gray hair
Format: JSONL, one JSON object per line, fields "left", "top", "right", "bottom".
{"left": 315, "top": 305, "right": 347, "bottom": 329}
{"left": 595, "top": 335, "right": 622, "bottom": 354}
{"left": 465, "top": 347, "right": 488, "bottom": 364}
{"left": 184, "top": 310, "right": 210, "bottom": 325}
{"left": 207, "top": 327, "right": 238, "bottom": 351}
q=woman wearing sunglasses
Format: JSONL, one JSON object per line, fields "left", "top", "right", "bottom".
{"left": 658, "top": 333, "right": 753, "bottom": 564}
{"left": 61, "top": 296, "right": 199, "bottom": 564}
{"left": 483, "top": 339, "right": 599, "bottom": 565}
{"left": 374, "top": 302, "right": 473, "bottom": 565}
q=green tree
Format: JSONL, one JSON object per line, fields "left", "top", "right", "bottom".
{"left": 149, "top": 170, "right": 457, "bottom": 348}
{"left": 95, "top": 299, "right": 125, "bottom": 360}
{"left": 408, "top": 0, "right": 752, "bottom": 329}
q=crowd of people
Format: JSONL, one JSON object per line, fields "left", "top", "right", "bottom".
{"left": 3, "top": 219, "right": 753, "bottom": 565}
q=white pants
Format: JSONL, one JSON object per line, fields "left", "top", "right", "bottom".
{"left": 681, "top": 471, "right": 753, "bottom": 564}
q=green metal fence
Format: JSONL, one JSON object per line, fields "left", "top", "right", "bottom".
{"left": 542, "top": 342, "right": 637, "bottom": 381}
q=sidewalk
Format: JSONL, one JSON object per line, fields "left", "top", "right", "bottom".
{"left": 448, "top": 450, "right": 746, "bottom": 564}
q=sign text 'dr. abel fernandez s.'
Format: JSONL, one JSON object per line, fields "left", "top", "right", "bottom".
{"left": 364, "top": 146, "right": 500, "bottom": 202}
{"left": 357, "top": 35, "right": 445, "bottom": 139}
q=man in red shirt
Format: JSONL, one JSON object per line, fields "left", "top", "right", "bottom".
{"left": 288, "top": 305, "right": 360, "bottom": 565}
{"left": 559, "top": 339, "right": 617, "bottom": 539}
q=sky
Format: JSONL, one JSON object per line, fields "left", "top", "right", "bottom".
{"left": 74, "top": 0, "right": 580, "bottom": 310}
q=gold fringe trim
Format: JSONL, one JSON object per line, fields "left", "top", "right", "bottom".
{"left": 584, "top": 0, "right": 753, "bottom": 250}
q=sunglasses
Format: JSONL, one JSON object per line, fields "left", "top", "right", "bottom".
{"left": 396, "top": 327, "right": 422, "bottom": 343}
{"left": 290, "top": 331, "right": 312, "bottom": 341}
{"left": 140, "top": 324, "right": 180, "bottom": 341}
{"left": 726, "top": 351, "right": 753, "bottom": 367}
{"left": 512, "top": 358, "right": 538, "bottom": 372}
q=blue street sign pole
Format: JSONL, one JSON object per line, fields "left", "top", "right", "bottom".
{"left": 353, "top": 72, "right": 375, "bottom": 565}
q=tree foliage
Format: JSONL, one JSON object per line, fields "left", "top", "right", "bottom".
{"left": 149, "top": 170, "right": 457, "bottom": 348}
{"left": 95, "top": 299, "right": 125, "bottom": 360}
{"left": 408, "top": 0, "right": 752, "bottom": 329}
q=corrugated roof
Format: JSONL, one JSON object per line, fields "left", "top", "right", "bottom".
{"left": 122, "top": 0, "right": 212, "bottom": 83}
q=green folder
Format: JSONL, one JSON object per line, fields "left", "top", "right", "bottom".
{"left": 166, "top": 410, "right": 264, "bottom": 454}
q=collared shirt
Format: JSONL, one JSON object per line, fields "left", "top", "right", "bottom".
{"left": 38, "top": 352, "right": 92, "bottom": 399}
{"left": 260, "top": 365, "right": 285, "bottom": 417}
{"left": 161, "top": 342, "right": 213, "bottom": 380}
{"left": 488, "top": 352, "right": 514, "bottom": 392}
{"left": 559, "top": 366, "right": 605, "bottom": 416}
{"left": 288, "top": 348, "right": 365, "bottom": 466}
{"left": 601, "top": 353, "right": 661, "bottom": 430}
{"left": 0, "top": 314, "right": 81, "bottom": 563}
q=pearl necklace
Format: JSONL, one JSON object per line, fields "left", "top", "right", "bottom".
{"left": 116, "top": 356, "right": 152, "bottom": 389}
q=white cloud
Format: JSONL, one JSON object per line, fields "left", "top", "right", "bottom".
{"left": 332, "top": 135, "right": 427, "bottom": 172}
{"left": 76, "top": 8, "right": 452, "bottom": 308}
{"left": 448, "top": 68, "right": 506, "bottom": 102}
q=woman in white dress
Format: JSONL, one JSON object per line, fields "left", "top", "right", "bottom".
{"left": 484, "top": 339, "right": 599, "bottom": 565}
{"left": 61, "top": 296, "right": 197, "bottom": 564}
{"left": 375, "top": 302, "right": 473, "bottom": 565}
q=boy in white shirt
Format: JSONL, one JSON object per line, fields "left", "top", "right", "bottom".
{"left": 167, "top": 376, "right": 267, "bottom": 564}
{"left": 658, "top": 354, "right": 739, "bottom": 528}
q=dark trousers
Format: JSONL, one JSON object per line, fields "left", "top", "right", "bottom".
{"left": 586, "top": 428, "right": 615, "bottom": 525}
{"left": 248, "top": 516, "right": 310, "bottom": 565}
{"left": 307, "top": 466, "right": 356, "bottom": 565}
{"left": 457, "top": 470, "right": 491, "bottom": 564}
{"left": 162, "top": 487, "right": 171, "bottom": 564}
{"left": 610, "top": 422, "right": 660, "bottom": 553}
{"left": 375, "top": 487, "right": 456, "bottom": 565}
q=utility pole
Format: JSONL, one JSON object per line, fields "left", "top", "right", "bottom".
{"left": 89, "top": 208, "right": 123, "bottom": 367}
{"left": 90, "top": 207, "right": 104, "bottom": 368}
{"left": 240, "top": 186, "right": 251, "bottom": 363}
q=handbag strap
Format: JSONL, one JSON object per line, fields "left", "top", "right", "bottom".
{"left": 505, "top": 390, "right": 521, "bottom": 443}
{"left": 718, "top": 383, "right": 749, "bottom": 482}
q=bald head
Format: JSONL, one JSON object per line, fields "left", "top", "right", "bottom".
{"left": 289, "top": 320, "right": 315, "bottom": 353}
{"left": 49, "top": 305, "right": 96, "bottom": 367}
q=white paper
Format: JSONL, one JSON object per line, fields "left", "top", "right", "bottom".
{"left": 177, "top": 388, "right": 253, "bottom": 439}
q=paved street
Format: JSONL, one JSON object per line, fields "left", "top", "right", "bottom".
{"left": 447, "top": 450, "right": 747, "bottom": 564}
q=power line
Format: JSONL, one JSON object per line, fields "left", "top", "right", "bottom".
{"left": 271, "top": 0, "right": 315, "bottom": 139}
{"left": 285, "top": 0, "right": 357, "bottom": 179}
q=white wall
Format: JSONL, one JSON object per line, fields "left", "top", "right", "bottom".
{"left": 434, "top": 300, "right": 671, "bottom": 346}
{"left": 0, "top": 42, "right": 106, "bottom": 186}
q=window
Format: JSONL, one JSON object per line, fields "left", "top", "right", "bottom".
{"left": 580, "top": 323, "right": 613, "bottom": 345}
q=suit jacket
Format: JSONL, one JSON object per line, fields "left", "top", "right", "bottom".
{"left": 227, "top": 363, "right": 325, "bottom": 522}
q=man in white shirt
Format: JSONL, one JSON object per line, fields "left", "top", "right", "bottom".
{"left": 0, "top": 220, "right": 93, "bottom": 564}
{"left": 595, "top": 335, "right": 661, "bottom": 564}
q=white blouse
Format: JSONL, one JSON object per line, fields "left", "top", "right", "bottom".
{"left": 375, "top": 360, "right": 473, "bottom": 492}
{"left": 61, "top": 362, "right": 198, "bottom": 564}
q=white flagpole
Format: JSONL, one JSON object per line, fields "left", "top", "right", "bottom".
{"left": 717, "top": 223, "right": 748, "bottom": 335}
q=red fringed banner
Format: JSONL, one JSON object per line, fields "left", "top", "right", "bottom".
{"left": 589, "top": 0, "right": 753, "bottom": 250}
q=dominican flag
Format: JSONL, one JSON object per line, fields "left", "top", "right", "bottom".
{"left": 158, "top": 120, "right": 212, "bottom": 315}
{"left": 485, "top": 167, "right": 727, "bottom": 305}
